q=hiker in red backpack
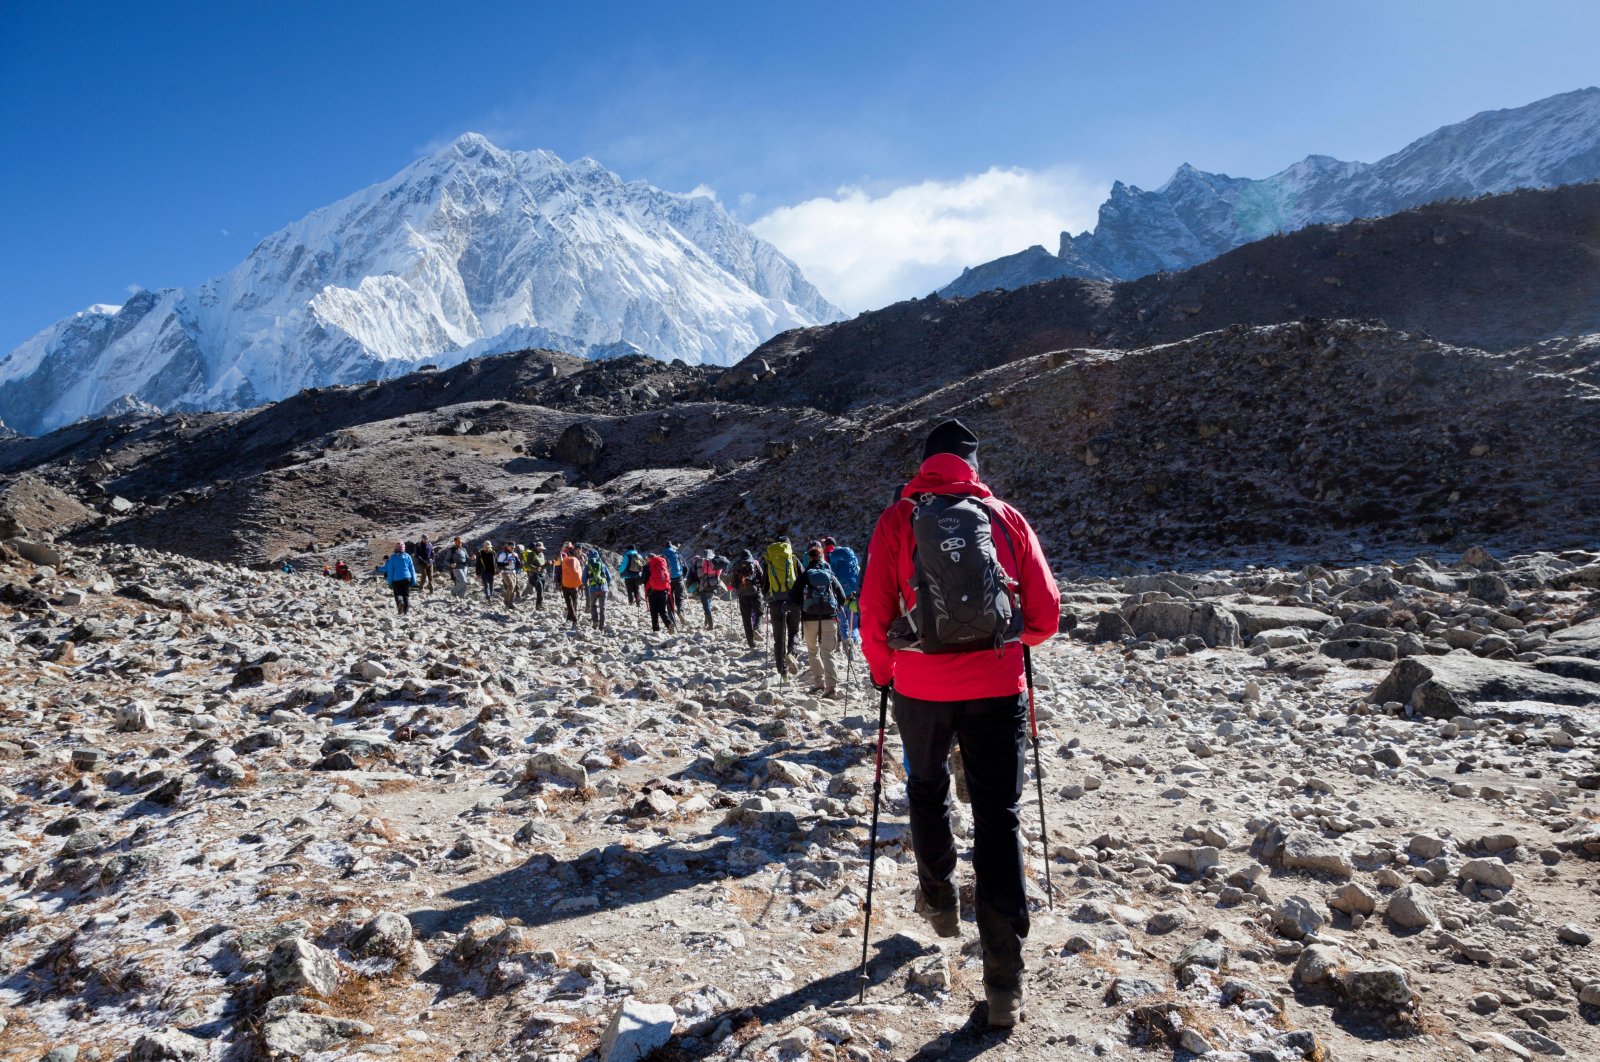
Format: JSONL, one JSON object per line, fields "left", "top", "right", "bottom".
{"left": 860, "top": 418, "right": 1060, "bottom": 1028}
{"left": 644, "top": 552, "right": 675, "bottom": 633}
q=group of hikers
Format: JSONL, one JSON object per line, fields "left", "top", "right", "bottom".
{"left": 362, "top": 419, "right": 1061, "bottom": 1028}
{"left": 367, "top": 535, "right": 867, "bottom": 696}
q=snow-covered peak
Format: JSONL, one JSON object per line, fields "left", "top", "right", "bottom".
{"left": 0, "top": 136, "right": 842, "bottom": 435}
{"left": 945, "top": 86, "right": 1600, "bottom": 295}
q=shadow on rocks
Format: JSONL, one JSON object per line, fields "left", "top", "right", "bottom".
{"left": 904, "top": 1003, "right": 1015, "bottom": 1060}
{"left": 657, "top": 932, "right": 927, "bottom": 1061}
{"left": 407, "top": 834, "right": 767, "bottom": 936}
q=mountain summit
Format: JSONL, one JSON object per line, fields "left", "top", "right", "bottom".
{"left": 941, "top": 87, "right": 1600, "bottom": 296}
{"left": 0, "top": 134, "right": 841, "bottom": 435}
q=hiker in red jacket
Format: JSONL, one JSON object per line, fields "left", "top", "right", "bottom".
{"left": 859, "top": 418, "right": 1060, "bottom": 1027}
{"left": 644, "top": 553, "right": 676, "bottom": 633}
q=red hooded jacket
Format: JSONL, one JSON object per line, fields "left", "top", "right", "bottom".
{"left": 861, "top": 453, "right": 1060, "bottom": 700}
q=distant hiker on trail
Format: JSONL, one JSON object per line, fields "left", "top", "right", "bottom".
{"left": 415, "top": 535, "right": 436, "bottom": 594}
{"left": 764, "top": 536, "right": 802, "bottom": 676}
{"left": 495, "top": 541, "right": 522, "bottom": 610}
{"left": 381, "top": 542, "right": 418, "bottom": 616}
{"left": 798, "top": 545, "right": 847, "bottom": 697}
{"left": 644, "top": 552, "right": 675, "bottom": 633}
{"left": 447, "top": 538, "right": 469, "bottom": 597}
{"left": 825, "top": 536, "right": 863, "bottom": 649}
{"left": 860, "top": 418, "right": 1060, "bottom": 1027}
{"left": 474, "top": 541, "right": 497, "bottom": 602}
{"left": 663, "top": 543, "right": 686, "bottom": 622}
{"left": 690, "top": 549, "right": 723, "bottom": 630}
{"left": 335, "top": 560, "right": 352, "bottom": 582}
{"left": 730, "top": 549, "right": 764, "bottom": 648}
{"left": 559, "top": 545, "right": 583, "bottom": 625}
{"left": 618, "top": 547, "right": 646, "bottom": 607}
{"left": 525, "top": 542, "right": 546, "bottom": 610}
{"left": 583, "top": 547, "right": 612, "bottom": 629}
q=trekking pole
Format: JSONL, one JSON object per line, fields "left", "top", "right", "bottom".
{"left": 1023, "top": 645, "right": 1054, "bottom": 909}
{"left": 857, "top": 683, "right": 890, "bottom": 1003}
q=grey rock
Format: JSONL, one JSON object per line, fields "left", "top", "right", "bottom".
{"left": 1295, "top": 942, "right": 1342, "bottom": 986}
{"left": 1556, "top": 923, "right": 1592, "bottom": 946}
{"left": 261, "top": 1014, "right": 375, "bottom": 1055}
{"left": 1385, "top": 884, "right": 1439, "bottom": 929}
{"left": 265, "top": 936, "right": 340, "bottom": 997}
{"left": 1459, "top": 858, "right": 1516, "bottom": 890}
{"left": 1279, "top": 831, "right": 1353, "bottom": 877}
{"left": 1328, "top": 882, "right": 1376, "bottom": 916}
{"left": 600, "top": 999, "right": 675, "bottom": 1062}
{"left": 349, "top": 912, "right": 413, "bottom": 959}
{"left": 1340, "top": 962, "right": 1415, "bottom": 1009}
{"left": 1127, "top": 600, "right": 1241, "bottom": 648}
{"left": 1320, "top": 637, "right": 1399, "bottom": 662}
{"left": 1223, "top": 604, "right": 1334, "bottom": 639}
{"left": 1506, "top": 1028, "right": 1566, "bottom": 1055}
{"left": 1368, "top": 651, "right": 1600, "bottom": 717}
{"left": 128, "top": 1031, "right": 207, "bottom": 1062}
{"left": 1106, "top": 976, "right": 1162, "bottom": 1005}
{"left": 524, "top": 751, "right": 588, "bottom": 788}
{"left": 1272, "top": 894, "right": 1325, "bottom": 939}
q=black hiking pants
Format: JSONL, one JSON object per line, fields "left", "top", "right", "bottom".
{"left": 389, "top": 579, "right": 411, "bottom": 615}
{"left": 892, "top": 690, "right": 1030, "bottom": 993}
{"left": 562, "top": 587, "right": 579, "bottom": 624}
{"left": 738, "top": 594, "right": 762, "bottom": 647}
{"left": 624, "top": 575, "right": 643, "bottom": 606}
{"left": 648, "top": 589, "right": 673, "bottom": 631}
{"left": 768, "top": 599, "right": 799, "bottom": 673}
{"left": 479, "top": 572, "right": 495, "bottom": 600}
{"left": 527, "top": 572, "right": 544, "bottom": 609}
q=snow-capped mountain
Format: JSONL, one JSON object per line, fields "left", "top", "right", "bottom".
{"left": 0, "top": 134, "right": 841, "bottom": 435}
{"left": 941, "top": 87, "right": 1600, "bottom": 297}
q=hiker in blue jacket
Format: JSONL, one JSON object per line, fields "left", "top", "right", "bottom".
{"left": 824, "top": 537, "right": 863, "bottom": 649}
{"left": 381, "top": 542, "right": 418, "bottom": 616}
{"left": 663, "top": 543, "right": 685, "bottom": 622}
{"left": 618, "top": 547, "right": 646, "bottom": 608}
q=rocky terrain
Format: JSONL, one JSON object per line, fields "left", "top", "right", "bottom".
{"left": 729, "top": 182, "right": 1600, "bottom": 415}
{"left": 2, "top": 530, "right": 1598, "bottom": 1062}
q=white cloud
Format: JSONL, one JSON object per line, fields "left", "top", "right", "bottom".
{"left": 220, "top": 227, "right": 230, "bottom": 237}
{"left": 685, "top": 183, "right": 719, "bottom": 202}
{"left": 125, "top": 284, "right": 143, "bottom": 295}
{"left": 752, "top": 167, "right": 1106, "bottom": 314}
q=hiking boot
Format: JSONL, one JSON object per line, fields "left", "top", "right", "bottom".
{"left": 913, "top": 892, "right": 960, "bottom": 938}
{"left": 985, "top": 984, "right": 1025, "bottom": 1027}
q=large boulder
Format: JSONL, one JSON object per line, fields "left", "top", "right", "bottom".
{"left": 554, "top": 422, "right": 605, "bottom": 469}
{"left": 1278, "top": 831, "right": 1353, "bottom": 877}
{"left": 1126, "top": 600, "right": 1240, "bottom": 648}
{"left": 1223, "top": 604, "right": 1333, "bottom": 640}
{"left": 1368, "top": 651, "right": 1600, "bottom": 718}
{"left": 1543, "top": 617, "right": 1600, "bottom": 661}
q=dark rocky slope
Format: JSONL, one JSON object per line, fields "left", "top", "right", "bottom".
{"left": 722, "top": 182, "right": 1600, "bottom": 413}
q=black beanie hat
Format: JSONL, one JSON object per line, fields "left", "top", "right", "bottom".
{"left": 923, "top": 418, "right": 979, "bottom": 466}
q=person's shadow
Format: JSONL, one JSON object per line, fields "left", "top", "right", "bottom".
{"left": 657, "top": 933, "right": 1014, "bottom": 1061}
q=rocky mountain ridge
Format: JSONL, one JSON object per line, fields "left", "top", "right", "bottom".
{"left": 942, "top": 87, "right": 1600, "bottom": 296}
{"left": 0, "top": 134, "right": 840, "bottom": 436}
{"left": 737, "top": 182, "right": 1600, "bottom": 414}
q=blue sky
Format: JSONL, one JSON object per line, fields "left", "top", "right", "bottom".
{"left": 3, "top": 0, "right": 1598, "bottom": 340}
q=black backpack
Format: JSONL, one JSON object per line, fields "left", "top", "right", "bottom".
{"left": 801, "top": 567, "right": 836, "bottom": 618}
{"left": 899, "top": 494, "right": 1022, "bottom": 653}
